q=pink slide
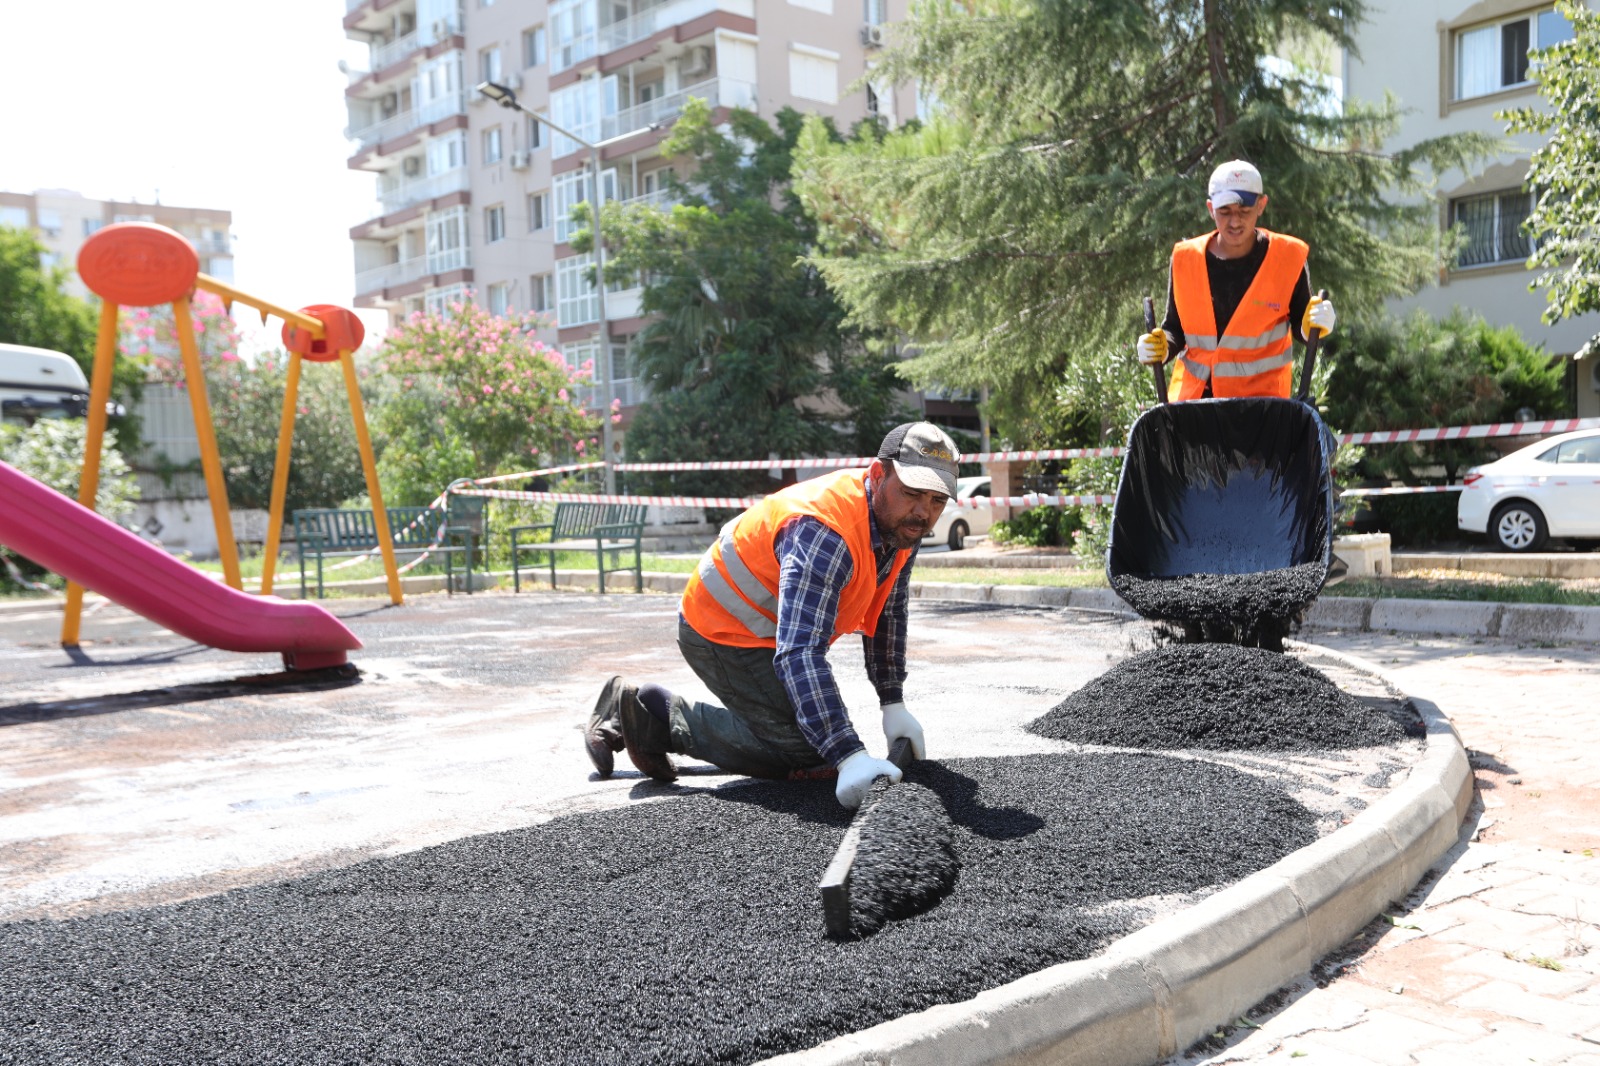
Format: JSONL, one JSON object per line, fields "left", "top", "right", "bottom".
{"left": 0, "top": 460, "right": 361, "bottom": 670}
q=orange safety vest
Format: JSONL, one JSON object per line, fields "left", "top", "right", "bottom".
{"left": 1168, "top": 227, "right": 1309, "bottom": 400}
{"left": 680, "top": 469, "right": 911, "bottom": 650}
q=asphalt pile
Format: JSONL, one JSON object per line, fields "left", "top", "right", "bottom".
{"left": 1026, "top": 643, "right": 1409, "bottom": 752}
{"left": 1111, "top": 562, "right": 1326, "bottom": 649}
{"left": 0, "top": 753, "right": 1317, "bottom": 1066}
{"left": 846, "top": 781, "right": 959, "bottom": 938}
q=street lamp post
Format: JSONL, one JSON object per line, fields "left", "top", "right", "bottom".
{"left": 476, "top": 79, "right": 642, "bottom": 495}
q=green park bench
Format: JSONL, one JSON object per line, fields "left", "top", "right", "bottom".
{"left": 292, "top": 503, "right": 482, "bottom": 599}
{"left": 509, "top": 502, "right": 648, "bottom": 594}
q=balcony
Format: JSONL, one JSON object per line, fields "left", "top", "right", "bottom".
{"left": 371, "top": 28, "right": 420, "bottom": 71}
{"left": 354, "top": 248, "right": 472, "bottom": 297}
{"left": 349, "top": 91, "right": 466, "bottom": 149}
{"left": 378, "top": 166, "right": 470, "bottom": 214}
{"left": 617, "top": 188, "right": 679, "bottom": 212}
{"left": 555, "top": 0, "right": 755, "bottom": 73}
{"left": 569, "top": 76, "right": 753, "bottom": 150}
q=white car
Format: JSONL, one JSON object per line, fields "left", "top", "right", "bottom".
{"left": 1457, "top": 429, "right": 1600, "bottom": 552}
{"left": 924, "top": 476, "right": 992, "bottom": 551}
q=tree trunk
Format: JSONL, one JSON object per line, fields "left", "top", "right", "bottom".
{"left": 1203, "top": 0, "right": 1232, "bottom": 134}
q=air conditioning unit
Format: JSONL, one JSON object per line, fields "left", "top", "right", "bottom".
{"left": 860, "top": 23, "right": 886, "bottom": 48}
{"left": 402, "top": 156, "right": 423, "bottom": 177}
{"left": 380, "top": 92, "right": 399, "bottom": 113}
{"left": 431, "top": 18, "right": 452, "bottom": 42}
{"left": 682, "top": 45, "right": 712, "bottom": 78}
{"left": 509, "top": 151, "right": 530, "bottom": 170}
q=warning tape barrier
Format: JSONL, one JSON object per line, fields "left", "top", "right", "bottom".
{"left": 1338, "top": 416, "right": 1600, "bottom": 445}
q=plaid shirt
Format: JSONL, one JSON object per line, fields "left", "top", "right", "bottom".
{"left": 771, "top": 474, "right": 914, "bottom": 766}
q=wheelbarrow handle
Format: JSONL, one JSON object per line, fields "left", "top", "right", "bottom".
{"left": 1144, "top": 296, "right": 1169, "bottom": 405}
{"left": 1296, "top": 288, "right": 1329, "bottom": 402}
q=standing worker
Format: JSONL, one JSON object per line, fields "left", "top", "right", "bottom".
{"left": 581, "top": 423, "right": 960, "bottom": 810}
{"left": 1137, "top": 160, "right": 1337, "bottom": 398}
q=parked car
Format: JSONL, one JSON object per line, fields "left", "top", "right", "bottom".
{"left": 0, "top": 343, "right": 90, "bottom": 427}
{"left": 1456, "top": 430, "right": 1600, "bottom": 552}
{"left": 924, "top": 476, "right": 992, "bottom": 551}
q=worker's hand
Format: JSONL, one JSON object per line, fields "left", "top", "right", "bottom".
{"left": 880, "top": 701, "right": 926, "bottom": 761}
{"left": 1135, "top": 330, "right": 1169, "bottom": 366}
{"left": 1303, "top": 296, "right": 1337, "bottom": 339}
{"left": 835, "top": 750, "right": 903, "bottom": 810}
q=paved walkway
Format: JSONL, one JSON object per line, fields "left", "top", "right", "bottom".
{"left": 1169, "top": 629, "right": 1600, "bottom": 1065}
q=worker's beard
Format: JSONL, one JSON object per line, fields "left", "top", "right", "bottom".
{"left": 871, "top": 498, "right": 926, "bottom": 551}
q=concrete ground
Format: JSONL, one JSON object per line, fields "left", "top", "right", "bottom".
{"left": 1, "top": 587, "right": 1597, "bottom": 1063}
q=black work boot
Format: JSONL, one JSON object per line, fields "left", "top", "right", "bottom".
{"left": 585, "top": 676, "right": 631, "bottom": 778}
{"left": 619, "top": 686, "right": 677, "bottom": 782}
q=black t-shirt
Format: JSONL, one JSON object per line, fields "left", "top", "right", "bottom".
{"left": 1160, "top": 232, "right": 1313, "bottom": 397}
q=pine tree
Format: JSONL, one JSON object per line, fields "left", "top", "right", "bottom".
{"left": 794, "top": 0, "right": 1497, "bottom": 445}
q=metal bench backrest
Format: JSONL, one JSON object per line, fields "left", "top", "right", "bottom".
{"left": 550, "top": 502, "right": 648, "bottom": 539}
{"left": 294, "top": 507, "right": 444, "bottom": 551}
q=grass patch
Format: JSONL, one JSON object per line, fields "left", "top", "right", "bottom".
{"left": 1328, "top": 569, "right": 1600, "bottom": 608}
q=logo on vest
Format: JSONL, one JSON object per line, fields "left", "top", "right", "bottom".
{"left": 1254, "top": 299, "right": 1283, "bottom": 312}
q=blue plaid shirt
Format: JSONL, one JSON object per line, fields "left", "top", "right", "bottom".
{"left": 771, "top": 474, "right": 914, "bottom": 766}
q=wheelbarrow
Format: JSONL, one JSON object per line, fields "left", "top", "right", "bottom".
{"left": 1105, "top": 296, "right": 1336, "bottom": 649}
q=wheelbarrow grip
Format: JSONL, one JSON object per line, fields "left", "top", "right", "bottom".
{"left": 1296, "top": 289, "right": 1329, "bottom": 402}
{"left": 1143, "top": 296, "right": 1169, "bottom": 405}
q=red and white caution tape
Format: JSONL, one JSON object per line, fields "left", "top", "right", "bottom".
{"left": 1339, "top": 484, "right": 1464, "bottom": 497}
{"left": 1337, "top": 416, "right": 1600, "bottom": 445}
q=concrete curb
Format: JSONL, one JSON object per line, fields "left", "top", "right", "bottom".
{"left": 760, "top": 647, "right": 1472, "bottom": 1066}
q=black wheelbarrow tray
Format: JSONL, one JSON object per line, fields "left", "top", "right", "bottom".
{"left": 1105, "top": 396, "right": 1335, "bottom": 643}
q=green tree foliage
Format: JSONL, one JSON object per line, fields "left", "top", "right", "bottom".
{"left": 1324, "top": 309, "right": 1566, "bottom": 542}
{"left": 0, "top": 226, "right": 147, "bottom": 451}
{"left": 581, "top": 99, "right": 914, "bottom": 499}
{"left": 368, "top": 302, "right": 598, "bottom": 505}
{"left": 794, "top": 0, "right": 1498, "bottom": 447}
{"left": 203, "top": 354, "right": 370, "bottom": 513}
{"left": 1500, "top": 0, "right": 1600, "bottom": 351}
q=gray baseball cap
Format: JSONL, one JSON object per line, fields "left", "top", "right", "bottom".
{"left": 878, "top": 421, "right": 960, "bottom": 497}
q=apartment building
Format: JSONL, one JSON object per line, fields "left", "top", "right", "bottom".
{"left": 0, "top": 189, "right": 233, "bottom": 300}
{"left": 339, "top": 0, "right": 981, "bottom": 442}
{"left": 1345, "top": 0, "right": 1600, "bottom": 418}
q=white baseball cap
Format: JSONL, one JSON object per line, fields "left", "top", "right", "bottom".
{"left": 1207, "top": 160, "right": 1264, "bottom": 208}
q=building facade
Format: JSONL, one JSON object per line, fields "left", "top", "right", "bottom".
{"left": 1345, "top": 0, "right": 1600, "bottom": 419}
{"left": 0, "top": 189, "right": 233, "bottom": 300}
{"left": 339, "top": 0, "right": 977, "bottom": 448}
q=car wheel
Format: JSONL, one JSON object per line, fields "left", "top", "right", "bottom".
{"left": 947, "top": 519, "right": 969, "bottom": 551}
{"left": 1489, "top": 501, "right": 1548, "bottom": 553}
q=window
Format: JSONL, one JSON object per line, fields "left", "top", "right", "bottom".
{"left": 528, "top": 191, "right": 551, "bottom": 231}
{"left": 487, "top": 281, "right": 511, "bottom": 315}
{"left": 553, "top": 168, "right": 618, "bottom": 242}
{"left": 1451, "top": 188, "right": 1535, "bottom": 268}
{"left": 485, "top": 204, "right": 507, "bottom": 243}
{"left": 428, "top": 131, "right": 468, "bottom": 173}
{"left": 426, "top": 206, "right": 469, "bottom": 272}
{"left": 864, "top": 0, "right": 887, "bottom": 24}
{"left": 1454, "top": 6, "right": 1574, "bottom": 100}
{"left": 83, "top": 218, "right": 105, "bottom": 237}
{"left": 425, "top": 284, "right": 468, "bottom": 316}
{"left": 557, "top": 253, "right": 599, "bottom": 326}
{"left": 523, "top": 25, "right": 547, "bottom": 67}
{"left": 1539, "top": 436, "right": 1600, "bottom": 464}
{"left": 483, "top": 126, "right": 503, "bottom": 164}
{"left": 550, "top": 0, "right": 597, "bottom": 70}
{"left": 0, "top": 205, "right": 28, "bottom": 228}
{"left": 529, "top": 273, "right": 554, "bottom": 313}
{"left": 551, "top": 77, "right": 601, "bottom": 155}
{"left": 480, "top": 46, "right": 503, "bottom": 85}
{"left": 37, "top": 209, "right": 62, "bottom": 238}
{"left": 789, "top": 46, "right": 840, "bottom": 104}
{"left": 527, "top": 114, "right": 545, "bottom": 150}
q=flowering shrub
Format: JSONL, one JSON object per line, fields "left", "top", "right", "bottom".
{"left": 121, "top": 291, "right": 242, "bottom": 385}
{"left": 368, "top": 301, "right": 599, "bottom": 505}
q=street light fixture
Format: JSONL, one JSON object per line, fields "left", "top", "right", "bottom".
{"left": 477, "top": 79, "right": 658, "bottom": 494}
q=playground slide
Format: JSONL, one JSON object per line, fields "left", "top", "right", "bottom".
{"left": 0, "top": 460, "right": 361, "bottom": 669}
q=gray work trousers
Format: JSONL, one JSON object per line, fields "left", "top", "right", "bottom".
{"left": 669, "top": 618, "right": 828, "bottom": 779}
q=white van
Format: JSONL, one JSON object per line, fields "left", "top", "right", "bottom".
{"left": 0, "top": 343, "right": 91, "bottom": 426}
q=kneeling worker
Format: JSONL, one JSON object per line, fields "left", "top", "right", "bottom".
{"left": 583, "top": 422, "right": 960, "bottom": 810}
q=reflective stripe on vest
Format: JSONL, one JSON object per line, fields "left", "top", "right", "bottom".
{"left": 694, "top": 522, "right": 778, "bottom": 638}
{"left": 1168, "top": 228, "right": 1308, "bottom": 400}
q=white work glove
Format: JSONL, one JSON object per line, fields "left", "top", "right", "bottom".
{"left": 880, "top": 701, "right": 926, "bottom": 761}
{"left": 1135, "top": 330, "right": 1169, "bottom": 366}
{"left": 1303, "top": 296, "right": 1337, "bottom": 338}
{"left": 835, "top": 750, "right": 903, "bottom": 810}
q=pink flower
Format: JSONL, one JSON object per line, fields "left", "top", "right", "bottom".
{"left": 482, "top": 385, "right": 494, "bottom": 395}
{"left": 558, "top": 388, "right": 569, "bottom": 402}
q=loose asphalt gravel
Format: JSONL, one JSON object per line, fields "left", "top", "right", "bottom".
{"left": 1026, "top": 643, "right": 1414, "bottom": 753}
{"left": 1110, "top": 563, "right": 1326, "bottom": 647}
{"left": 0, "top": 752, "right": 1320, "bottom": 1066}
{"left": 843, "top": 781, "right": 959, "bottom": 938}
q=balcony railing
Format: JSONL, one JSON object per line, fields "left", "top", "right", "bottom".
{"left": 617, "top": 188, "right": 679, "bottom": 212}
{"left": 584, "top": 0, "right": 755, "bottom": 67}
{"left": 355, "top": 255, "right": 429, "bottom": 296}
{"left": 371, "top": 28, "right": 420, "bottom": 71}
{"left": 574, "top": 76, "right": 752, "bottom": 149}
{"left": 349, "top": 91, "right": 467, "bottom": 149}
{"left": 378, "top": 167, "right": 471, "bottom": 214}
